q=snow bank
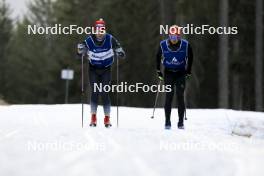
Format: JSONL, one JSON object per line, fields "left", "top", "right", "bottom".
{"left": 230, "top": 111, "right": 264, "bottom": 139}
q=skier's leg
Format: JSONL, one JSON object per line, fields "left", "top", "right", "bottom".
{"left": 101, "top": 68, "right": 111, "bottom": 116}
{"left": 175, "top": 76, "right": 186, "bottom": 127}
{"left": 89, "top": 68, "right": 99, "bottom": 116}
{"left": 164, "top": 71, "right": 174, "bottom": 127}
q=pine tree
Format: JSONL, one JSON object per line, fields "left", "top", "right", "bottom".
{"left": 0, "top": 0, "right": 12, "bottom": 99}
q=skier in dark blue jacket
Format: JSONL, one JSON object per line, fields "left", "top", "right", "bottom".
{"left": 77, "top": 18, "right": 125, "bottom": 127}
{"left": 156, "top": 25, "right": 193, "bottom": 130}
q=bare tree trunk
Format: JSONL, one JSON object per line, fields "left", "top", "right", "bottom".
{"left": 218, "top": 0, "right": 229, "bottom": 108}
{"left": 232, "top": 75, "right": 240, "bottom": 109}
{"left": 232, "top": 40, "right": 242, "bottom": 109}
{"left": 255, "top": 0, "right": 263, "bottom": 111}
{"left": 160, "top": 0, "right": 173, "bottom": 26}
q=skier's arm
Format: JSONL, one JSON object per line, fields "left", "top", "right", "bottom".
{"left": 156, "top": 45, "right": 163, "bottom": 80}
{"left": 112, "top": 36, "right": 126, "bottom": 59}
{"left": 186, "top": 44, "right": 193, "bottom": 74}
{"left": 156, "top": 45, "right": 162, "bottom": 71}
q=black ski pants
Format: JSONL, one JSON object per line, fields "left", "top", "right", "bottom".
{"left": 164, "top": 70, "right": 186, "bottom": 126}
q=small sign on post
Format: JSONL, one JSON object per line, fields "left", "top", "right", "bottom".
{"left": 61, "top": 69, "right": 74, "bottom": 80}
{"left": 61, "top": 69, "right": 74, "bottom": 103}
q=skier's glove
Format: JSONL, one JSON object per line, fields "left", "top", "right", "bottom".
{"left": 157, "top": 70, "right": 164, "bottom": 81}
{"left": 115, "top": 47, "right": 125, "bottom": 58}
{"left": 185, "top": 74, "right": 191, "bottom": 80}
{"left": 77, "top": 43, "right": 87, "bottom": 55}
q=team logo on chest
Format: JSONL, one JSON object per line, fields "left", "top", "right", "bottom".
{"left": 167, "top": 57, "right": 184, "bottom": 65}
{"left": 172, "top": 57, "right": 178, "bottom": 64}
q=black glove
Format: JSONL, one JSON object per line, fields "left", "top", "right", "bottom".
{"left": 186, "top": 74, "right": 191, "bottom": 80}
{"left": 185, "top": 70, "right": 191, "bottom": 80}
{"left": 157, "top": 70, "right": 164, "bottom": 81}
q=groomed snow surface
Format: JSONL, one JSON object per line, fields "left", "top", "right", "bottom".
{"left": 0, "top": 105, "right": 264, "bottom": 176}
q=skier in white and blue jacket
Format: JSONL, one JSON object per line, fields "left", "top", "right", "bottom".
{"left": 77, "top": 18, "right": 125, "bottom": 127}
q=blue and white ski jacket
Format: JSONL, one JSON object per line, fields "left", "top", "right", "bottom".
{"left": 85, "top": 34, "right": 115, "bottom": 68}
{"left": 160, "top": 39, "right": 188, "bottom": 70}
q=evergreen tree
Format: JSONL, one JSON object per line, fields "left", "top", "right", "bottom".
{"left": 0, "top": 0, "right": 12, "bottom": 99}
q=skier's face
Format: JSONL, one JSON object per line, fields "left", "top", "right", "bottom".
{"left": 95, "top": 26, "right": 106, "bottom": 41}
{"left": 169, "top": 34, "right": 180, "bottom": 44}
{"left": 169, "top": 25, "right": 181, "bottom": 44}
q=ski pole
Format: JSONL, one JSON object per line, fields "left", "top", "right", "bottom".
{"left": 81, "top": 54, "right": 84, "bottom": 128}
{"left": 184, "top": 75, "right": 189, "bottom": 121}
{"left": 185, "top": 108, "right": 187, "bottom": 120}
{"left": 150, "top": 80, "right": 162, "bottom": 119}
{"left": 116, "top": 56, "right": 119, "bottom": 128}
{"left": 184, "top": 76, "right": 190, "bottom": 120}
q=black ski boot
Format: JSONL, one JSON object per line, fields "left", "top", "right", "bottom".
{"left": 178, "top": 122, "right": 184, "bottom": 129}
{"left": 165, "top": 118, "right": 171, "bottom": 130}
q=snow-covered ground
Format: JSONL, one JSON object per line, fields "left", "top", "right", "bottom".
{"left": 0, "top": 105, "right": 264, "bottom": 176}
